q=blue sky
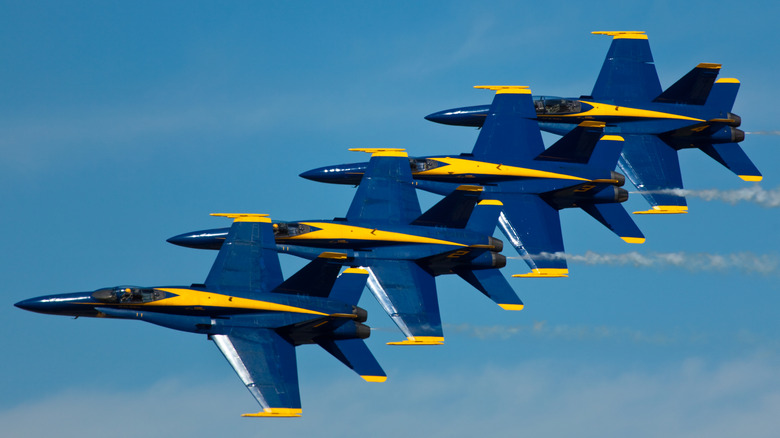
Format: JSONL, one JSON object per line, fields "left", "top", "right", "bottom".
{"left": 2, "top": 1, "right": 779, "bottom": 436}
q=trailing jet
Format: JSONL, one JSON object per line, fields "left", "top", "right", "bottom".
{"left": 300, "top": 86, "right": 643, "bottom": 278}
{"left": 168, "top": 149, "right": 522, "bottom": 345}
{"left": 424, "top": 31, "right": 761, "bottom": 214}
{"left": 15, "top": 214, "right": 385, "bottom": 417}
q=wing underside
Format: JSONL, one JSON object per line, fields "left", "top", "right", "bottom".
{"left": 363, "top": 261, "right": 444, "bottom": 345}
{"left": 212, "top": 329, "right": 302, "bottom": 417}
{"left": 618, "top": 135, "right": 687, "bottom": 212}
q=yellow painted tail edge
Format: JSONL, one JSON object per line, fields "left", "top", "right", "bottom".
{"left": 387, "top": 336, "right": 444, "bottom": 346}
{"left": 243, "top": 408, "right": 302, "bottom": 418}
{"left": 211, "top": 213, "right": 272, "bottom": 223}
{"left": 633, "top": 205, "right": 688, "bottom": 214}
{"left": 474, "top": 85, "right": 531, "bottom": 94}
{"left": 349, "top": 148, "right": 407, "bottom": 157}
{"left": 739, "top": 175, "right": 762, "bottom": 182}
{"left": 592, "top": 31, "right": 648, "bottom": 40}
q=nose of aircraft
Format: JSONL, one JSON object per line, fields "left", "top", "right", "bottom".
{"left": 167, "top": 228, "right": 229, "bottom": 250}
{"left": 15, "top": 297, "right": 52, "bottom": 313}
{"left": 299, "top": 167, "right": 330, "bottom": 183}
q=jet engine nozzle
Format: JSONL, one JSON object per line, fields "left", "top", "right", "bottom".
{"left": 732, "top": 128, "right": 745, "bottom": 143}
{"left": 488, "top": 236, "right": 504, "bottom": 252}
{"left": 610, "top": 171, "right": 626, "bottom": 186}
{"left": 352, "top": 305, "right": 368, "bottom": 323}
{"left": 726, "top": 112, "right": 742, "bottom": 127}
{"left": 616, "top": 187, "right": 629, "bottom": 203}
{"left": 492, "top": 252, "right": 507, "bottom": 269}
{"left": 356, "top": 322, "right": 371, "bottom": 339}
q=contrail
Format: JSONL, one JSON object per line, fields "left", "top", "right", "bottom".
{"left": 745, "top": 131, "right": 780, "bottom": 135}
{"left": 511, "top": 251, "right": 779, "bottom": 275}
{"left": 631, "top": 185, "right": 780, "bottom": 208}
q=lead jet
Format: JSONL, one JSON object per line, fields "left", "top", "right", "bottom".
{"left": 168, "top": 149, "right": 521, "bottom": 345}
{"left": 15, "top": 214, "right": 385, "bottom": 417}
{"left": 424, "top": 31, "right": 761, "bottom": 214}
{"left": 300, "top": 86, "right": 643, "bottom": 278}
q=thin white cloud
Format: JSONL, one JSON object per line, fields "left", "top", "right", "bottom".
{"left": 3, "top": 354, "right": 779, "bottom": 438}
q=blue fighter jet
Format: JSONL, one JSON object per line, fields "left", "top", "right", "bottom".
{"left": 15, "top": 214, "right": 385, "bottom": 417}
{"left": 424, "top": 31, "right": 761, "bottom": 214}
{"left": 168, "top": 149, "right": 522, "bottom": 345}
{"left": 300, "top": 86, "right": 643, "bottom": 278}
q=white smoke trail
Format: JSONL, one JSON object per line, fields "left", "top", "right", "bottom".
{"left": 631, "top": 185, "right": 780, "bottom": 208}
{"left": 745, "top": 131, "right": 780, "bottom": 135}
{"left": 511, "top": 251, "right": 779, "bottom": 275}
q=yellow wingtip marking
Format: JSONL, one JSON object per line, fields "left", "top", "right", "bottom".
{"left": 474, "top": 85, "right": 531, "bottom": 94}
{"left": 621, "top": 237, "right": 646, "bottom": 244}
{"left": 600, "top": 135, "right": 625, "bottom": 142}
{"left": 498, "top": 304, "right": 524, "bottom": 311}
{"left": 478, "top": 199, "right": 503, "bottom": 206}
{"left": 349, "top": 148, "right": 407, "bottom": 157}
{"left": 387, "top": 336, "right": 444, "bottom": 346}
{"left": 513, "top": 269, "right": 569, "bottom": 278}
{"left": 632, "top": 205, "right": 688, "bottom": 214}
{"left": 592, "top": 31, "right": 647, "bottom": 40}
{"left": 361, "top": 375, "right": 388, "bottom": 382}
{"left": 243, "top": 408, "right": 302, "bottom": 418}
{"left": 211, "top": 213, "right": 271, "bottom": 223}
{"left": 716, "top": 78, "right": 740, "bottom": 84}
{"left": 739, "top": 175, "right": 762, "bottom": 182}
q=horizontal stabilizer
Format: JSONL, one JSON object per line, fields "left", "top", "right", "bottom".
{"left": 705, "top": 78, "right": 740, "bottom": 112}
{"left": 512, "top": 268, "right": 568, "bottom": 278}
{"left": 327, "top": 267, "right": 369, "bottom": 305}
{"left": 699, "top": 143, "right": 762, "bottom": 181}
{"left": 411, "top": 185, "right": 483, "bottom": 229}
{"left": 455, "top": 269, "right": 523, "bottom": 310}
{"left": 580, "top": 202, "right": 645, "bottom": 243}
{"left": 653, "top": 63, "right": 721, "bottom": 105}
{"left": 316, "top": 338, "right": 386, "bottom": 382}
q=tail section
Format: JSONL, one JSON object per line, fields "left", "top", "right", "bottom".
{"left": 465, "top": 198, "right": 503, "bottom": 235}
{"left": 535, "top": 121, "right": 624, "bottom": 169}
{"left": 316, "top": 338, "right": 386, "bottom": 382}
{"left": 470, "top": 85, "right": 546, "bottom": 164}
{"left": 455, "top": 269, "right": 523, "bottom": 311}
{"left": 203, "top": 214, "right": 285, "bottom": 297}
{"left": 591, "top": 31, "right": 662, "bottom": 103}
{"left": 653, "top": 63, "right": 721, "bottom": 105}
{"left": 327, "top": 267, "right": 370, "bottom": 305}
{"left": 411, "top": 185, "right": 483, "bottom": 229}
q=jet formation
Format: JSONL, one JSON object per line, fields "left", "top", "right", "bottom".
{"left": 16, "top": 31, "right": 762, "bottom": 416}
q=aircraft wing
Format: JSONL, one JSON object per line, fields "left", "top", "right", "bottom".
{"left": 212, "top": 329, "right": 302, "bottom": 417}
{"left": 495, "top": 193, "right": 569, "bottom": 277}
{"left": 618, "top": 135, "right": 688, "bottom": 213}
{"left": 204, "top": 215, "right": 285, "bottom": 297}
{"left": 345, "top": 149, "right": 422, "bottom": 226}
{"left": 471, "top": 86, "right": 546, "bottom": 165}
{"left": 363, "top": 260, "right": 444, "bottom": 345}
{"left": 591, "top": 31, "right": 663, "bottom": 104}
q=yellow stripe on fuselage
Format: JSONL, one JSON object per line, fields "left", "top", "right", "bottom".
{"left": 414, "top": 157, "right": 591, "bottom": 181}
{"left": 541, "top": 101, "right": 705, "bottom": 122}
{"left": 146, "top": 288, "right": 329, "bottom": 316}
{"left": 279, "top": 222, "right": 467, "bottom": 247}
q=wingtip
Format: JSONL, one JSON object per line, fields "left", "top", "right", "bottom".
{"left": 387, "top": 336, "right": 444, "bottom": 346}
{"left": 242, "top": 408, "right": 302, "bottom": 418}
{"left": 498, "top": 304, "right": 524, "bottom": 311}
{"left": 620, "top": 236, "right": 646, "bottom": 244}
{"left": 632, "top": 206, "right": 688, "bottom": 215}
{"left": 361, "top": 375, "right": 388, "bottom": 382}
{"left": 739, "top": 175, "right": 762, "bottom": 182}
{"left": 512, "top": 269, "right": 569, "bottom": 278}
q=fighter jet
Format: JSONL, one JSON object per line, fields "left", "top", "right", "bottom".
{"left": 424, "top": 31, "right": 761, "bottom": 214}
{"left": 15, "top": 214, "right": 385, "bottom": 417}
{"left": 300, "top": 86, "right": 643, "bottom": 278}
{"left": 168, "top": 149, "right": 522, "bottom": 345}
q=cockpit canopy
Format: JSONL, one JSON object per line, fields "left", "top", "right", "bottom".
{"left": 534, "top": 96, "right": 582, "bottom": 115}
{"left": 410, "top": 158, "right": 447, "bottom": 173}
{"left": 273, "top": 222, "right": 313, "bottom": 238}
{"left": 92, "top": 286, "right": 166, "bottom": 304}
